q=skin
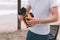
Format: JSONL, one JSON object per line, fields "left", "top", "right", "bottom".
{"left": 19, "top": 5, "right": 58, "bottom": 27}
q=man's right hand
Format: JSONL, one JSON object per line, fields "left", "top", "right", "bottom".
{"left": 18, "top": 15, "right": 24, "bottom": 21}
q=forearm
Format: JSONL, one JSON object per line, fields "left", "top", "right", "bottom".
{"left": 37, "top": 6, "right": 58, "bottom": 24}
{"left": 37, "top": 16, "right": 58, "bottom": 24}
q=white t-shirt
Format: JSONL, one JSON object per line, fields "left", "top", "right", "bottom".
{"left": 27, "top": 0, "right": 58, "bottom": 35}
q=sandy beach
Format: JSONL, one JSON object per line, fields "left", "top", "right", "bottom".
{"left": 0, "top": 30, "right": 20, "bottom": 40}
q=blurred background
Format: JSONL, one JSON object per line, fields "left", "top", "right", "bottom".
{"left": 0, "top": 0, "right": 17, "bottom": 32}
{"left": 0, "top": 0, "right": 20, "bottom": 40}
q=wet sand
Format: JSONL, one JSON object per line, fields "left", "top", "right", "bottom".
{"left": 0, "top": 30, "right": 27, "bottom": 40}
{"left": 20, "top": 30, "right": 27, "bottom": 40}
{"left": 0, "top": 30, "right": 20, "bottom": 40}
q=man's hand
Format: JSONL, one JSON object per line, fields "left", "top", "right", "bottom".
{"left": 18, "top": 15, "right": 24, "bottom": 21}
{"left": 26, "top": 18, "right": 38, "bottom": 27}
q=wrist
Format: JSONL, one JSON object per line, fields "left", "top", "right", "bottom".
{"left": 35, "top": 19, "right": 39, "bottom": 24}
{"left": 35, "top": 18, "right": 42, "bottom": 24}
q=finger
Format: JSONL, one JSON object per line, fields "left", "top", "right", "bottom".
{"left": 28, "top": 23, "right": 33, "bottom": 27}
{"left": 25, "top": 17, "right": 28, "bottom": 20}
{"left": 26, "top": 20, "right": 31, "bottom": 23}
{"left": 31, "top": 23, "right": 35, "bottom": 27}
{"left": 25, "top": 17, "right": 31, "bottom": 21}
{"left": 27, "top": 22, "right": 31, "bottom": 25}
{"left": 26, "top": 21, "right": 31, "bottom": 25}
{"left": 28, "top": 24, "right": 32, "bottom": 27}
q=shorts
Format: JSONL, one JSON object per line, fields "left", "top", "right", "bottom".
{"left": 26, "top": 30, "right": 49, "bottom": 40}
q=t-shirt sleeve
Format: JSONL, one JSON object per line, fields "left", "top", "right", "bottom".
{"left": 49, "top": 0, "right": 58, "bottom": 8}
{"left": 27, "top": 0, "right": 31, "bottom": 6}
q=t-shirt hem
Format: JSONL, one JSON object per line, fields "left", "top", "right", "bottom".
{"left": 29, "top": 29, "right": 50, "bottom": 35}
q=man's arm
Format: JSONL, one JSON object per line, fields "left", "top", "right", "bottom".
{"left": 26, "top": 6, "right": 58, "bottom": 27}
{"left": 37, "top": 6, "right": 58, "bottom": 24}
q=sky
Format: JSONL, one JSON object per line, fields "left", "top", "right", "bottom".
{"left": 0, "top": 0, "right": 17, "bottom": 10}
{"left": 0, "top": 0, "right": 17, "bottom": 15}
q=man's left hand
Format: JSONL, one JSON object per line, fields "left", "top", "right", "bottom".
{"left": 26, "top": 18, "right": 38, "bottom": 27}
